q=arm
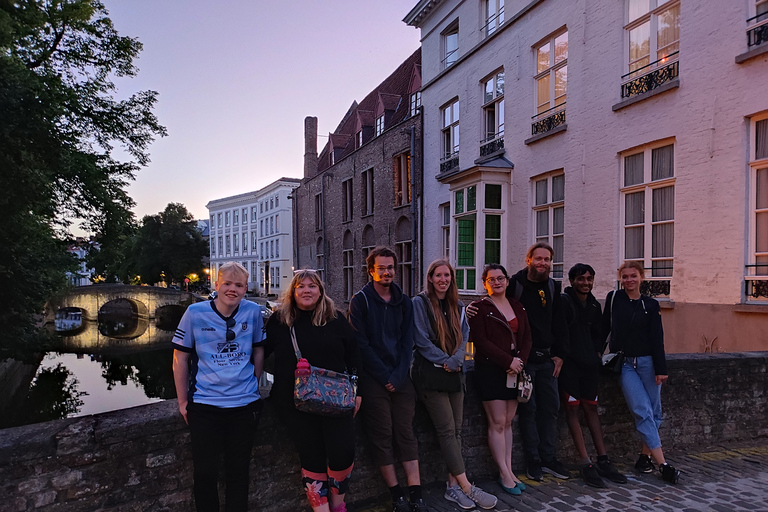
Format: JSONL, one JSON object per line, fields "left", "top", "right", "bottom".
{"left": 602, "top": 291, "right": 614, "bottom": 354}
{"left": 338, "top": 315, "right": 364, "bottom": 416}
{"left": 172, "top": 349, "right": 191, "bottom": 424}
{"left": 512, "top": 301, "right": 533, "bottom": 364}
{"left": 467, "top": 301, "right": 515, "bottom": 370}
{"left": 389, "top": 298, "right": 415, "bottom": 390}
{"left": 647, "top": 299, "right": 668, "bottom": 380}
{"left": 444, "top": 305, "right": 469, "bottom": 371}
{"left": 412, "top": 295, "right": 451, "bottom": 366}
{"left": 252, "top": 346, "right": 264, "bottom": 380}
{"left": 252, "top": 308, "right": 265, "bottom": 380}
{"left": 349, "top": 293, "right": 390, "bottom": 387}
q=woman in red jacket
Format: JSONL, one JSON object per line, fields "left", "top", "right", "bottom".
{"left": 469, "top": 264, "right": 532, "bottom": 495}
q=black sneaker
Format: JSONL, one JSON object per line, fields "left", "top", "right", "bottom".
{"left": 409, "top": 498, "right": 432, "bottom": 512}
{"left": 526, "top": 460, "right": 543, "bottom": 481}
{"left": 542, "top": 459, "right": 571, "bottom": 479}
{"left": 393, "top": 496, "right": 411, "bottom": 512}
{"left": 634, "top": 454, "right": 655, "bottom": 474}
{"left": 580, "top": 464, "right": 606, "bottom": 488}
{"left": 659, "top": 463, "right": 680, "bottom": 484}
{"left": 596, "top": 458, "right": 628, "bottom": 484}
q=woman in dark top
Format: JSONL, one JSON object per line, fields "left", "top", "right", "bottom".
{"left": 603, "top": 261, "right": 680, "bottom": 484}
{"left": 468, "top": 264, "right": 532, "bottom": 495}
{"left": 264, "top": 269, "right": 362, "bottom": 512}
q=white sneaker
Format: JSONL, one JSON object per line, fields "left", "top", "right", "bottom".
{"left": 444, "top": 484, "right": 475, "bottom": 510}
{"left": 466, "top": 485, "right": 498, "bottom": 510}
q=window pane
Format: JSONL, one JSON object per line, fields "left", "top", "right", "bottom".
{"left": 652, "top": 186, "right": 674, "bottom": 222}
{"left": 485, "top": 241, "right": 501, "bottom": 264}
{"left": 456, "top": 269, "right": 464, "bottom": 289}
{"left": 629, "top": 0, "right": 650, "bottom": 22}
{"left": 553, "top": 234, "right": 564, "bottom": 264}
{"left": 537, "top": 43, "right": 550, "bottom": 73}
{"left": 652, "top": 259, "right": 673, "bottom": 278}
{"left": 453, "top": 100, "right": 460, "bottom": 121}
{"left": 629, "top": 22, "right": 650, "bottom": 72}
{"left": 657, "top": 4, "right": 680, "bottom": 59}
{"left": 625, "top": 191, "right": 645, "bottom": 225}
{"left": 652, "top": 223, "right": 674, "bottom": 258}
{"left": 624, "top": 153, "right": 644, "bottom": 186}
{"left": 625, "top": 226, "right": 644, "bottom": 259}
{"left": 555, "top": 32, "right": 568, "bottom": 63}
{"left": 467, "top": 269, "right": 476, "bottom": 289}
{"left": 444, "top": 107, "right": 451, "bottom": 127}
{"left": 485, "top": 184, "right": 502, "bottom": 209}
{"left": 758, "top": 168, "right": 768, "bottom": 209}
{"left": 652, "top": 144, "right": 674, "bottom": 180}
{"left": 485, "top": 79, "right": 494, "bottom": 104}
{"left": 537, "top": 75, "right": 550, "bottom": 113}
{"left": 555, "top": 66, "right": 567, "bottom": 105}
{"left": 535, "top": 179, "right": 548, "bottom": 205}
{"left": 442, "top": 204, "right": 451, "bottom": 225}
{"left": 553, "top": 206, "right": 564, "bottom": 234}
{"left": 455, "top": 190, "right": 464, "bottom": 214}
{"left": 485, "top": 214, "right": 501, "bottom": 239}
{"left": 496, "top": 72, "right": 505, "bottom": 96}
{"left": 757, "top": 120, "right": 768, "bottom": 160}
{"left": 757, "top": 211, "right": 768, "bottom": 252}
{"left": 552, "top": 174, "right": 565, "bottom": 201}
{"left": 536, "top": 210, "right": 549, "bottom": 236}
{"left": 467, "top": 185, "right": 476, "bottom": 211}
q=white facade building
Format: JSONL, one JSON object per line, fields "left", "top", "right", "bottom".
{"left": 206, "top": 177, "right": 301, "bottom": 297}
{"left": 405, "top": 0, "right": 768, "bottom": 352}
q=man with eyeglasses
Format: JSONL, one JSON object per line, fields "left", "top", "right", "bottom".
{"left": 507, "top": 242, "right": 571, "bottom": 482}
{"left": 349, "top": 246, "right": 430, "bottom": 512}
{"left": 172, "top": 261, "right": 265, "bottom": 512}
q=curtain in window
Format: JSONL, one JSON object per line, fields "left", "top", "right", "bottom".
{"left": 652, "top": 145, "right": 674, "bottom": 180}
{"left": 625, "top": 153, "right": 644, "bottom": 186}
{"left": 625, "top": 191, "right": 645, "bottom": 259}
{"left": 756, "top": 120, "right": 768, "bottom": 160}
{"left": 652, "top": 185, "right": 674, "bottom": 277}
{"left": 757, "top": 169, "right": 768, "bottom": 275}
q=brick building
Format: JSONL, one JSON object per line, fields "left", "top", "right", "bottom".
{"left": 404, "top": 0, "right": 768, "bottom": 352}
{"left": 294, "top": 49, "right": 423, "bottom": 305}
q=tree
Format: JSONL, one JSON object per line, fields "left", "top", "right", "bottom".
{"left": 0, "top": 0, "right": 166, "bottom": 344}
{"left": 127, "top": 203, "right": 209, "bottom": 286}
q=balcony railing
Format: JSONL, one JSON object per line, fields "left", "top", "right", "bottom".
{"left": 479, "top": 134, "right": 504, "bottom": 157}
{"left": 482, "top": 8, "right": 505, "bottom": 37}
{"left": 621, "top": 52, "right": 679, "bottom": 99}
{"left": 441, "top": 48, "right": 458, "bottom": 69}
{"left": 745, "top": 264, "right": 768, "bottom": 299}
{"left": 440, "top": 153, "right": 459, "bottom": 173}
{"left": 747, "top": 13, "right": 768, "bottom": 48}
{"left": 531, "top": 103, "right": 566, "bottom": 136}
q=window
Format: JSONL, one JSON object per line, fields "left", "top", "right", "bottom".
{"left": 482, "top": 71, "right": 505, "bottom": 142}
{"left": 273, "top": 266, "right": 280, "bottom": 289}
{"left": 343, "top": 242, "right": 354, "bottom": 301}
{"left": 211, "top": 237, "right": 216, "bottom": 255}
{"left": 218, "top": 236, "right": 222, "bottom": 255}
{"left": 454, "top": 185, "right": 477, "bottom": 291}
{"left": 233, "top": 209, "right": 239, "bottom": 226}
{"left": 394, "top": 153, "right": 411, "bottom": 207}
{"left": 209, "top": 215, "right": 214, "bottom": 228}
{"left": 342, "top": 178, "right": 353, "bottom": 222}
{"left": 233, "top": 232, "right": 239, "bottom": 254}
{"left": 260, "top": 202, "right": 263, "bottom": 213}
{"left": 410, "top": 92, "right": 421, "bottom": 117}
{"left": 260, "top": 220, "right": 264, "bottom": 237}
{"left": 533, "top": 173, "right": 565, "bottom": 279}
{"left": 356, "top": 130, "right": 363, "bottom": 148}
{"left": 275, "top": 195, "right": 279, "bottom": 207}
{"left": 375, "top": 115, "right": 384, "bottom": 137}
{"left": 270, "top": 240, "right": 274, "bottom": 259}
{"left": 316, "top": 237, "right": 325, "bottom": 282}
{"left": 276, "top": 239, "right": 280, "bottom": 258}
{"left": 442, "top": 99, "right": 460, "bottom": 160}
{"left": 442, "top": 23, "right": 459, "bottom": 68}
{"left": 626, "top": 0, "right": 679, "bottom": 78}
{"left": 315, "top": 193, "right": 323, "bottom": 230}
{"left": 441, "top": 203, "right": 451, "bottom": 258}
{"left": 622, "top": 142, "right": 675, "bottom": 279}
{"left": 484, "top": 0, "right": 505, "bottom": 37}
{"left": 270, "top": 198, "right": 274, "bottom": 210}
{"left": 242, "top": 233, "right": 247, "bottom": 255}
{"left": 251, "top": 207, "right": 257, "bottom": 222}
{"left": 748, "top": 116, "right": 768, "bottom": 299}
{"left": 362, "top": 169, "right": 374, "bottom": 216}
{"left": 396, "top": 240, "right": 413, "bottom": 296}
{"left": 217, "top": 213, "right": 222, "bottom": 228}
{"left": 362, "top": 225, "right": 375, "bottom": 283}
{"left": 225, "top": 235, "right": 231, "bottom": 255}
{"left": 242, "top": 208, "right": 248, "bottom": 224}
{"left": 260, "top": 242, "right": 264, "bottom": 260}
{"left": 251, "top": 262, "right": 258, "bottom": 283}
{"left": 252, "top": 232, "right": 257, "bottom": 252}
{"left": 270, "top": 216, "right": 274, "bottom": 234}
{"left": 275, "top": 214, "right": 279, "bottom": 233}
{"left": 535, "top": 31, "right": 567, "bottom": 118}
{"left": 225, "top": 211, "right": 231, "bottom": 227}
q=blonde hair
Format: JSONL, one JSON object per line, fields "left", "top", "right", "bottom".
{"left": 618, "top": 260, "right": 645, "bottom": 279}
{"left": 218, "top": 261, "right": 249, "bottom": 282}
{"left": 424, "top": 259, "right": 462, "bottom": 356}
{"left": 277, "top": 269, "right": 336, "bottom": 328}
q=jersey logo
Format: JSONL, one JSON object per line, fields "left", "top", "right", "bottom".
{"left": 202, "top": 327, "right": 216, "bottom": 332}
{"left": 241, "top": 322, "right": 248, "bottom": 331}
{"left": 218, "top": 341, "right": 240, "bottom": 353}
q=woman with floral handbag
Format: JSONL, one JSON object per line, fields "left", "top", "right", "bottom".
{"left": 264, "top": 269, "right": 362, "bottom": 512}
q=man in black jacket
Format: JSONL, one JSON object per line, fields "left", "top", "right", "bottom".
{"left": 506, "top": 243, "right": 570, "bottom": 481}
{"left": 560, "top": 263, "right": 626, "bottom": 488}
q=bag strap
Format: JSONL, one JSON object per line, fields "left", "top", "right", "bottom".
{"left": 290, "top": 327, "right": 303, "bottom": 360}
{"left": 560, "top": 292, "right": 578, "bottom": 327}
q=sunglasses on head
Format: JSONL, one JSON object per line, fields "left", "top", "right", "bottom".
{"left": 225, "top": 317, "right": 236, "bottom": 341}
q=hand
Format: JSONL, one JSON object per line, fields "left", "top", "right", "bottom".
{"left": 552, "top": 356, "right": 564, "bottom": 378}
{"left": 443, "top": 363, "right": 459, "bottom": 372}
{"left": 656, "top": 375, "right": 668, "bottom": 386}
{"left": 508, "top": 357, "right": 523, "bottom": 374}
{"left": 178, "top": 400, "right": 188, "bottom": 425}
{"left": 466, "top": 304, "right": 478, "bottom": 318}
{"left": 353, "top": 396, "right": 362, "bottom": 417}
{"left": 385, "top": 382, "right": 396, "bottom": 392}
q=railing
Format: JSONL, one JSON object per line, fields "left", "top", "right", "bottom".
{"left": 441, "top": 48, "right": 458, "bottom": 68}
{"left": 440, "top": 153, "right": 459, "bottom": 173}
{"left": 621, "top": 51, "right": 679, "bottom": 99}
{"left": 640, "top": 279, "right": 671, "bottom": 298}
{"left": 747, "top": 13, "right": 768, "bottom": 48}
{"left": 479, "top": 134, "right": 504, "bottom": 157}
{"left": 482, "top": 8, "right": 505, "bottom": 37}
{"left": 531, "top": 103, "right": 566, "bottom": 136}
{"left": 745, "top": 264, "right": 768, "bottom": 299}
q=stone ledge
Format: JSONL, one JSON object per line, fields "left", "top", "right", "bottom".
{"left": 735, "top": 43, "right": 768, "bottom": 64}
{"left": 524, "top": 124, "right": 567, "bottom": 145}
{"left": 612, "top": 79, "right": 680, "bottom": 112}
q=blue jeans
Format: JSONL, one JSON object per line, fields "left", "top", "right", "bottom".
{"left": 518, "top": 359, "right": 559, "bottom": 463}
{"left": 619, "top": 356, "right": 663, "bottom": 450}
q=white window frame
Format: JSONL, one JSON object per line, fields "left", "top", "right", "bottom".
{"left": 532, "top": 172, "right": 565, "bottom": 279}
{"left": 410, "top": 92, "right": 421, "bottom": 117}
{"left": 233, "top": 232, "right": 239, "bottom": 254}
{"left": 242, "top": 208, "right": 248, "bottom": 224}
{"left": 453, "top": 184, "right": 478, "bottom": 292}
{"left": 625, "top": 0, "right": 680, "bottom": 79}
{"left": 747, "top": 114, "right": 768, "bottom": 300}
{"left": 442, "top": 22, "right": 459, "bottom": 69}
{"left": 442, "top": 99, "right": 460, "bottom": 160}
{"left": 484, "top": 0, "right": 505, "bottom": 37}
{"left": 534, "top": 30, "right": 567, "bottom": 118}
{"left": 375, "top": 115, "right": 384, "bottom": 137}
{"left": 233, "top": 209, "right": 239, "bottom": 226}
{"left": 396, "top": 240, "right": 413, "bottom": 296}
{"left": 620, "top": 140, "right": 676, "bottom": 280}
{"left": 225, "top": 211, "right": 231, "bottom": 227}
{"left": 441, "top": 203, "right": 451, "bottom": 259}
{"left": 482, "top": 70, "right": 505, "bottom": 143}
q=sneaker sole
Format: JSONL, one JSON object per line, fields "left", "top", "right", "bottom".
{"left": 596, "top": 468, "right": 628, "bottom": 484}
{"left": 444, "top": 493, "right": 475, "bottom": 510}
{"left": 525, "top": 471, "right": 543, "bottom": 481}
{"left": 542, "top": 467, "right": 571, "bottom": 479}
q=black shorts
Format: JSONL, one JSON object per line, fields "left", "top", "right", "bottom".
{"left": 558, "top": 362, "right": 599, "bottom": 405}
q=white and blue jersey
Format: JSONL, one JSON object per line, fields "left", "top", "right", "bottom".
{"left": 173, "top": 300, "right": 265, "bottom": 408}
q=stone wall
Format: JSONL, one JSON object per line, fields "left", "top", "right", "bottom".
{"left": 2, "top": 352, "right": 766, "bottom": 512}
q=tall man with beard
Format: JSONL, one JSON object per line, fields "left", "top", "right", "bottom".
{"left": 349, "top": 246, "right": 431, "bottom": 512}
{"left": 506, "top": 243, "right": 570, "bottom": 481}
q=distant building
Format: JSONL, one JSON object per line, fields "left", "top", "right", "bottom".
{"left": 294, "top": 48, "right": 423, "bottom": 305}
{"left": 66, "top": 238, "right": 97, "bottom": 286}
{"left": 206, "top": 178, "right": 301, "bottom": 297}
{"left": 404, "top": 0, "right": 768, "bottom": 351}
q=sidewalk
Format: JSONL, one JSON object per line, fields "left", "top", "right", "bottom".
{"left": 354, "top": 443, "right": 768, "bottom": 511}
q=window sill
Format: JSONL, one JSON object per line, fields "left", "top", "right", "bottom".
{"left": 736, "top": 43, "right": 768, "bottom": 63}
{"left": 475, "top": 148, "right": 506, "bottom": 165}
{"left": 734, "top": 303, "right": 768, "bottom": 313}
{"left": 361, "top": 213, "right": 374, "bottom": 219}
{"left": 524, "top": 124, "right": 567, "bottom": 145}
{"left": 612, "top": 79, "right": 679, "bottom": 112}
{"left": 658, "top": 300, "right": 675, "bottom": 309}
{"left": 393, "top": 203, "right": 412, "bottom": 211}
{"left": 342, "top": 219, "right": 352, "bottom": 224}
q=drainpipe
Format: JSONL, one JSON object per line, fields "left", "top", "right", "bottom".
{"left": 417, "top": 106, "right": 425, "bottom": 291}
{"left": 291, "top": 190, "right": 298, "bottom": 270}
{"left": 321, "top": 174, "right": 328, "bottom": 284}
{"left": 409, "top": 124, "right": 418, "bottom": 294}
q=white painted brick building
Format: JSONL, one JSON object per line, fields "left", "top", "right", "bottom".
{"left": 405, "top": 0, "right": 768, "bottom": 352}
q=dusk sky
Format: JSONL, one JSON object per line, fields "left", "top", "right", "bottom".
{"left": 102, "top": 0, "right": 421, "bottom": 224}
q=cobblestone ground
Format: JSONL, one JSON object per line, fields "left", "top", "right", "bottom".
{"left": 354, "top": 443, "right": 768, "bottom": 511}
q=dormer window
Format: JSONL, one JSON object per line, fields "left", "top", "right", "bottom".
{"left": 357, "top": 130, "right": 363, "bottom": 148}
{"left": 375, "top": 114, "right": 385, "bottom": 137}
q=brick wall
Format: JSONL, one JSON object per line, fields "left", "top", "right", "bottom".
{"left": 2, "top": 352, "right": 766, "bottom": 511}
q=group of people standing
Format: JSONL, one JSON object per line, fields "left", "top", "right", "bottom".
{"left": 172, "top": 242, "right": 680, "bottom": 512}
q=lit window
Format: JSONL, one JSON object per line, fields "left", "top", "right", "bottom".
{"left": 747, "top": 115, "right": 768, "bottom": 300}
{"left": 535, "top": 31, "right": 567, "bottom": 117}
{"left": 626, "top": 0, "right": 679, "bottom": 79}
{"left": 394, "top": 153, "right": 411, "bottom": 207}
{"left": 442, "top": 99, "right": 460, "bottom": 160}
{"left": 482, "top": 71, "right": 505, "bottom": 142}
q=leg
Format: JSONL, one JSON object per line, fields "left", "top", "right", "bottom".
{"left": 418, "top": 388, "right": 466, "bottom": 478}
{"left": 187, "top": 403, "right": 222, "bottom": 512}
{"left": 325, "top": 415, "right": 356, "bottom": 511}
{"left": 222, "top": 401, "right": 261, "bottom": 512}
{"left": 564, "top": 400, "right": 590, "bottom": 463}
{"left": 359, "top": 378, "right": 397, "bottom": 470}
{"left": 390, "top": 379, "right": 420, "bottom": 486}
{"left": 505, "top": 399, "right": 522, "bottom": 484}
{"left": 619, "top": 357, "right": 663, "bottom": 451}
{"left": 582, "top": 402, "right": 607, "bottom": 457}
{"left": 517, "top": 361, "right": 542, "bottom": 465}
{"left": 534, "top": 360, "right": 560, "bottom": 463}
{"left": 482, "top": 400, "right": 516, "bottom": 487}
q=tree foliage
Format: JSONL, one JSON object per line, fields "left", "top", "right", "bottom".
{"left": 0, "top": 0, "right": 165, "bottom": 342}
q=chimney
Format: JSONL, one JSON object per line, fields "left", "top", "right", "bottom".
{"left": 304, "top": 116, "right": 318, "bottom": 178}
